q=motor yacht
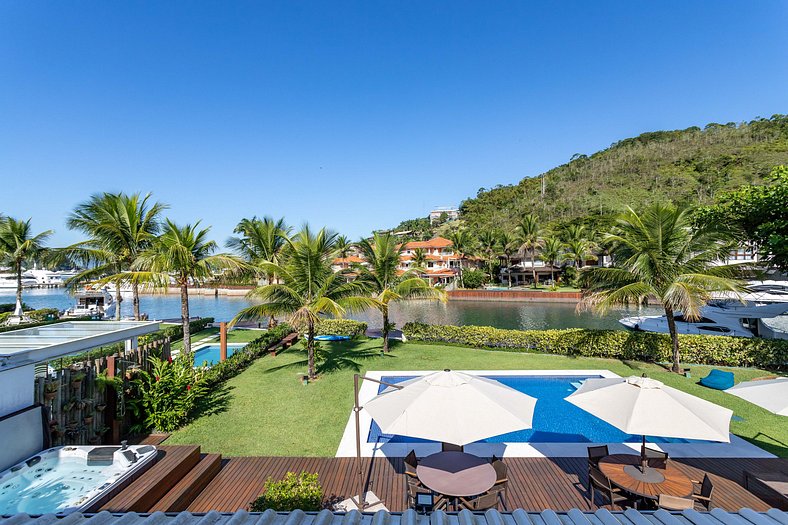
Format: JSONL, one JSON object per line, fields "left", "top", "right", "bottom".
{"left": 64, "top": 287, "right": 116, "bottom": 319}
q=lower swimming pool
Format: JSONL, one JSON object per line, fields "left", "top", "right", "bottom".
{"left": 192, "top": 343, "right": 247, "bottom": 366}
{"left": 0, "top": 444, "right": 157, "bottom": 515}
{"left": 367, "top": 374, "right": 709, "bottom": 444}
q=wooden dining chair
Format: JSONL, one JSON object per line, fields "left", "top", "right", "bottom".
{"left": 657, "top": 494, "right": 694, "bottom": 511}
{"left": 404, "top": 449, "right": 419, "bottom": 477}
{"left": 491, "top": 457, "right": 509, "bottom": 508}
{"left": 442, "top": 442, "right": 463, "bottom": 452}
{"left": 406, "top": 478, "right": 447, "bottom": 512}
{"left": 690, "top": 473, "right": 714, "bottom": 510}
{"left": 645, "top": 447, "right": 669, "bottom": 469}
{"left": 587, "top": 445, "right": 609, "bottom": 469}
{"left": 588, "top": 466, "right": 632, "bottom": 509}
{"left": 457, "top": 489, "right": 500, "bottom": 511}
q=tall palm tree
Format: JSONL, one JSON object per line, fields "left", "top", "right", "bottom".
{"left": 516, "top": 214, "right": 543, "bottom": 287}
{"left": 231, "top": 226, "right": 378, "bottom": 379}
{"left": 565, "top": 238, "right": 597, "bottom": 269}
{"left": 0, "top": 217, "right": 53, "bottom": 319}
{"left": 66, "top": 192, "right": 167, "bottom": 320}
{"left": 499, "top": 231, "right": 519, "bottom": 288}
{"left": 446, "top": 229, "right": 475, "bottom": 288}
{"left": 411, "top": 247, "right": 428, "bottom": 270}
{"left": 356, "top": 233, "right": 446, "bottom": 352}
{"left": 539, "top": 236, "right": 563, "bottom": 283}
{"left": 133, "top": 221, "right": 245, "bottom": 353}
{"left": 582, "top": 203, "right": 742, "bottom": 373}
{"left": 335, "top": 235, "right": 352, "bottom": 259}
{"left": 226, "top": 216, "right": 291, "bottom": 326}
{"left": 477, "top": 229, "right": 500, "bottom": 281}
{"left": 563, "top": 223, "right": 588, "bottom": 243}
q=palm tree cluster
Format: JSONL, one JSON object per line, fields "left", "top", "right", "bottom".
{"left": 0, "top": 216, "right": 53, "bottom": 319}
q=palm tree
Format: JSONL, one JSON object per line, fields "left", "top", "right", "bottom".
{"left": 540, "top": 236, "right": 563, "bottom": 283}
{"left": 356, "top": 233, "right": 446, "bottom": 352}
{"left": 563, "top": 223, "right": 588, "bottom": 243}
{"left": 477, "top": 229, "right": 500, "bottom": 281}
{"left": 335, "top": 235, "right": 352, "bottom": 259}
{"left": 516, "top": 214, "right": 542, "bottom": 287}
{"left": 226, "top": 216, "right": 291, "bottom": 326}
{"left": 446, "top": 229, "right": 475, "bottom": 288}
{"left": 565, "top": 238, "right": 597, "bottom": 269}
{"left": 582, "top": 203, "right": 742, "bottom": 373}
{"left": 66, "top": 192, "right": 167, "bottom": 320}
{"left": 0, "top": 217, "right": 53, "bottom": 319}
{"left": 411, "top": 247, "right": 428, "bottom": 270}
{"left": 133, "top": 220, "right": 245, "bottom": 353}
{"left": 499, "top": 231, "right": 519, "bottom": 288}
{"left": 231, "top": 226, "right": 378, "bottom": 379}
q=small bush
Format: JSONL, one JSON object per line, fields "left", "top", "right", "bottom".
{"left": 402, "top": 322, "right": 788, "bottom": 369}
{"left": 250, "top": 471, "right": 323, "bottom": 511}
{"left": 461, "top": 268, "right": 487, "bottom": 289}
{"left": 315, "top": 319, "right": 367, "bottom": 337}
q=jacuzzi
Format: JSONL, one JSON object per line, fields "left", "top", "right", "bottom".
{"left": 0, "top": 444, "right": 157, "bottom": 515}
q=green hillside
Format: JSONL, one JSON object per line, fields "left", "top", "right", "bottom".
{"left": 391, "top": 115, "right": 788, "bottom": 237}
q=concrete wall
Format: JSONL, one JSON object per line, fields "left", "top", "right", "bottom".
{"left": 0, "top": 364, "right": 35, "bottom": 418}
{"left": 448, "top": 290, "right": 582, "bottom": 303}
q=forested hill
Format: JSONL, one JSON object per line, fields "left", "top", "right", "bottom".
{"left": 391, "top": 115, "right": 788, "bottom": 238}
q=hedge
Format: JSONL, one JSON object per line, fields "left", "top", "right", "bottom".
{"left": 402, "top": 322, "right": 788, "bottom": 369}
{"left": 139, "top": 317, "right": 215, "bottom": 345}
{"left": 315, "top": 319, "right": 367, "bottom": 337}
{"left": 199, "top": 323, "right": 295, "bottom": 387}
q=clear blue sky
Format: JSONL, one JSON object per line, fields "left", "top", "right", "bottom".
{"left": 1, "top": 1, "right": 787, "bottom": 247}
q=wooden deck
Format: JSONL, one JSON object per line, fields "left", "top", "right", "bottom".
{"left": 101, "top": 449, "right": 787, "bottom": 513}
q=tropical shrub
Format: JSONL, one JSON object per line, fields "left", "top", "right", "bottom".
{"left": 402, "top": 322, "right": 788, "bottom": 369}
{"left": 315, "top": 319, "right": 367, "bottom": 337}
{"left": 0, "top": 302, "right": 28, "bottom": 313}
{"left": 130, "top": 356, "right": 205, "bottom": 432}
{"left": 28, "top": 308, "right": 60, "bottom": 321}
{"left": 461, "top": 268, "right": 487, "bottom": 289}
{"left": 250, "top": 472, "right": 323, "bottom": 511}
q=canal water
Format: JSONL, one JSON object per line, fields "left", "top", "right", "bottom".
{"left": 0, "top": 288, "right": 662, "bottom": 331}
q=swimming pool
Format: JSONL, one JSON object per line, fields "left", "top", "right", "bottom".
{"left": 192, "top": 343, "right": 247, "bottom": 366}
{"left": 0, "top": 445, "right": 157, "bottom": 515}
{"left": 367, "top": 374, "right": 708, "bottom": 444}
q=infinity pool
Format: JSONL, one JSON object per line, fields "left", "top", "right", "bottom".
{"left": 192, "top": 343, "right": 246, "bottom": 366}
{"left": 368, "top": 375, "right": 711, "bottom": 444}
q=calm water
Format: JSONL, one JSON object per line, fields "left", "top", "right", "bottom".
{"left": 369, "top": 375, "right": 705, "bottom": 444}
{"left": 1, "top": 288, "right": 661, "bottom": 330}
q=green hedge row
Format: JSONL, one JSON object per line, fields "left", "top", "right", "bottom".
{"left": 139, "top": 317, "right": 215, "bottom": 345}
{"left": 401, "top": 322, "right": 788, "bottom": 369}
{"left": 199, "top": 323, "right": 295, "bottom": 387}
{"left": 315, "top": 319, "right": 367, "bottom": 337}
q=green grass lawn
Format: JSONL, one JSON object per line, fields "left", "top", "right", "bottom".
{"left": 165, "top": 338, "right": 788, "bottom": 457}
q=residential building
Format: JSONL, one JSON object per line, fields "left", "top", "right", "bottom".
{"left": 399, "top": 236, "right": 461, "bottom": 285}
{"left": 428, "top": 207, "right": 460, "bottom": 225}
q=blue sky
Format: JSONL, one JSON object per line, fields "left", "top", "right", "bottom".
{"left": 1, "top": 1, "right": 787, "bottom": 247}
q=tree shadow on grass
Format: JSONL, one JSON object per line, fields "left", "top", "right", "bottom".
{"left": 191, "top": 382, "right": 234, "bottom": 419}
{"left": 264, "top": 340, "right": 393, "bottom": 375}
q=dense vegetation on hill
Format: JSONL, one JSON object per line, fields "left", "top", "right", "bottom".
{"left": 388, "top": 115, "right": 788, "bottom": 238}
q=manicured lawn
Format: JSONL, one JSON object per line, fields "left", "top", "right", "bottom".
{"left": 166, "top": 338, "right": 788, "bottom": 457}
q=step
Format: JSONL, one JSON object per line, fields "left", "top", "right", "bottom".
{"left": 148, "top": 453, "right": 223, "bottom": 512}
{"left": 98, "top": 445, "right": 202, "bottom": 512}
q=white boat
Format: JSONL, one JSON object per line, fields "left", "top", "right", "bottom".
{"left": 64, "top": 287, "right": 116, "bottom": 319}
{"left": 0, "top": 273, "right": 38, "bottom": 290}
{"left": 712, "top": 280, "right": 788, "bottom": 304}
{"left": 619, "top": 300, "right": 788, "bottom": 338}
{"left": 23, "top": 269, "right": 66, "bottom": 287}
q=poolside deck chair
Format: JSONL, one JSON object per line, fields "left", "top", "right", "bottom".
{"left": 458, "top": 488, "right": 500, "bottom": 511}
{"left": 699, "top": 369, "right": 734, "bottom": 390}
{"left": 442, "top": 442, "right": 463, "bottom": 452}
{"left": 645, "top": 447, "right": 669, "bottom": 469}
{"left": 404, "top": 450, "right": 418, "bottom": 477}
{"left": 587, "top": 445, "right": 609, "bottom": 469}
{"left": 658, "top": 494, "right": 694, "bottom": 510}
{"left": 491, "top": 457, "right": 509, "bottom": 508}
{"left": 690, "top": 473, "right": 715, "bottom": 510}
{"left": 588, "top": 466, "right": 632, "bottom": 509}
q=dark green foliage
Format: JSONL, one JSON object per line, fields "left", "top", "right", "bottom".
{"left": 697, "top": 165, "right": 788, "bottom": 270}
{"left": 315, "top": 319, "right": 367, "bottom": 337}
{"left": 402, "top": 322, "right": 788, "bottom": 369}
{"left": 0, "top": 302, "right": 28, "bottom": 313}
{"left": 461, "top": 268, "right": 487, "bottom": 289}
{"left": 249, "top": 471, "right": 323, "bottom": 511}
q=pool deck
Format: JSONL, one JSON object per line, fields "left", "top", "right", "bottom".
{"left": 98, "top": 447, "right": 788, "bottom": 512}
{"left": 338, "top": 370, "right": 775, "bottom": 459}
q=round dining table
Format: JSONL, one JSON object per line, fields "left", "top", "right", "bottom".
{"left": 598, "top": 454, "right": 694, "bottom": 500}
{"left": 416, "top": 451, "right": 497, "bottom": 497}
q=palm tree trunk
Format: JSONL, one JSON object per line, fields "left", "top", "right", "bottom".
{"left": 307, "top": 320, "right": 316, "bottom": 379}
{"left": 457, "top": 257, "right": 464, "bottom": 288}
{"left": 180, "top": 283, "right": 192, "bottom": 354}
{"left": 382, "top": 306, "right": 390, "bottom": 353}
{"left": 115, "top": 279, "right": 122, "bottom": 321}
{"left": 506, "top": 256, "right": 512, "bottom": 287}
{"left": 530, "top": 252, "right": 538, "bottom": 287}
{"left": 665, "top": 305, "right": 681, "bottom": 373}
{"left": 132, "top": 281, "right": 141, "bottom": 320}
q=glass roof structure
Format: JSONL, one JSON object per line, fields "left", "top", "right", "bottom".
{"left": 0, "top": 321, "right": 160, "bottom": 368}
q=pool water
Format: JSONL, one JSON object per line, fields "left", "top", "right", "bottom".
{"left": 368, "top": 375, "right": 709, "bottom": 444}
{"left": 192, "top": 343, "right": 246, "bottom": 366}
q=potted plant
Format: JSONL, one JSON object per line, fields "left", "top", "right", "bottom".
{"left": 70, "top": 371, "right": 86, "bottom": 389}
{"left": 44, "top": 382, "right": 59, "bottom": 401}
{"left": 83, "top": 415, "right": 94, "bottom": 425}
{"left": 62, "top": 399, "right": 76, "bottom": 412}
{"left": 95, "top": 403, "right": 107, "bottom": 412}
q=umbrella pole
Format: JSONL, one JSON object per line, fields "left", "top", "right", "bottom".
{"left": 640, "top": 435, "right": 647, "bottom": 472}
{"left": 354, "top": 373, "right": 364, "bottom": 511}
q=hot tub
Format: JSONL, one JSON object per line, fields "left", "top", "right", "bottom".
{"left": 0, "top": 444, "right": 157, "bottom": 515}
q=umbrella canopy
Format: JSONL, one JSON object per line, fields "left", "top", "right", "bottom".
{"left": 727, "top": 378, "right": 788, "bottom": 416}
{"left": 566, "top": 376, "right": 732, "bottom": 442}
{"left": 363, "top": 370, "right": 537, "bottom": 446}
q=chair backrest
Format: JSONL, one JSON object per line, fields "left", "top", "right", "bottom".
{"left": 492, "top": 459, "right": 508, "bottom": 483}
{"left": 658, "top": 494, "right": 694, "bottom": 510}
{"left": 405, "top": 450, "right": 418, "bottom": 473}
{"left": 587, "top": 445, "right": 609, "bottom": 466}
{"left": 645, "top": 447, "right": 668, "bottom": 469}
{"left": 442, "top": 442, "right": 463, "bottom": 452}
{"left": 588, "top": 466, "right": 612, "bottom": 491}
{"left": 472, "top": 490, "right": 499, "bottom": 510}
{"left": 701, "top": 473, "right": 714, "bottom": 499}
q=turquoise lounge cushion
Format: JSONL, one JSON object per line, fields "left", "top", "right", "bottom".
{"left": 699, "top": 369, "right": 735, "bottom": 390}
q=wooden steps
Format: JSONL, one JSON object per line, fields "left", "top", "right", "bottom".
{"left": 149, "top": 453, "right": 223, "bottom": 512}
{"left": 98, "top": 445, "right": 201, "bottom": 512}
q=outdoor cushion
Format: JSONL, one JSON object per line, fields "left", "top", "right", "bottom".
{"left": 699, "top": 369, "right": 735, "bottom": 390}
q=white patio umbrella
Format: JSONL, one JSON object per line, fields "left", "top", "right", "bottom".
{"left": 363, "top": 369, "right": 537, "bottom": 446}
{"left": 727, "top": 378, "right": 788, "bottom": 416}
{"left": 566, "top": 376, "right": 732, "bottom": 473}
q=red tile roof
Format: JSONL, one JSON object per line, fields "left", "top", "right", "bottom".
{"left": 402, "top": 237, "right": 453, "bottom": 249}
